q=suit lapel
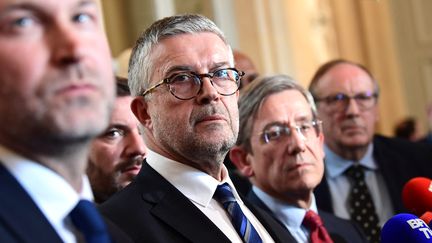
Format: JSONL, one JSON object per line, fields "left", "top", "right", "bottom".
{"left": 372, "top": 136, "right": 405, "bottom": 212}
{"left": 0, "top": 163, "right": 63, "bottom": 243}
{"left": 140, "top": 163, "right": 230, "bottom": 243}
{"left": 246, "top": 191, "right": 297, "bottom": 243}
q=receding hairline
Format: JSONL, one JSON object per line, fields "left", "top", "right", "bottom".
{"left": 309, "top": 61, "right": 378, "bottom": 96}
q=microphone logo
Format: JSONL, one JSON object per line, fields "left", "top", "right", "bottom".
{"left": 407, "top": 218, "right": 432, "bottom": 239}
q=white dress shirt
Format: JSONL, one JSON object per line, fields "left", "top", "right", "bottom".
{"left": 146, "top": 149, "right": 275, "bottom": 243}
{"left": 253, "top": 186, "right": 319, "bottom": 243}
{"left": 324, "top": 144, "right": 394, "bottom": 226}
{"left": 0, "top": 145, "right": 94, "bottom": 243}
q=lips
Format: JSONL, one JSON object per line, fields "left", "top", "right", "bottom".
{"left": 341, "top": 124, "right": 365, "bottom": 134}
{"left": 56, "top": 83, "right": 97, "bottom": 95}
{"left": 120, "top": 164, "right": 142, "bottom": 178}
{"left": 285, "top": 162, "right": 313, "bottom": 172}
{"left": 198, "top": 114, "right": 226, "bottom": 123}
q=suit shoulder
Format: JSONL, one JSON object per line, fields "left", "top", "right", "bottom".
{"left": 319, "top": 211, "right": 368, "bottom": 243}
{"left": 374, "top": 134, "right": 432, "bottom": 151}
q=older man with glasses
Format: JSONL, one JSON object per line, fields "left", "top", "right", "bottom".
{"left": 100, "top": 14, "right": 294, "bottom": 243}
{"left": 308, "top": 59, "right": 432, "bottom": 243}
{"left": 230, "top": 74, "right": 367, "bottom": 243}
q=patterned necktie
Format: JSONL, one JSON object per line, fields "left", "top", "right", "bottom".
{"left": 69, "top": 200, "right": 112, "bottom": 243}
{"left": 302, "top": 210, "right": 333, "bottom": 243}
{"left": 213, "top": 183, "right": 263, "bottom": 243}
{"left": 345, "top": 164, "right": 381, "bottom": 243}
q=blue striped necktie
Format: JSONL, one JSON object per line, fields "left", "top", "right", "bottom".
{"left": 213, "top": 183, "right": 263, "bottom": 243}
{"left": 69, "top": 200, "right": 112, "bottom": 243}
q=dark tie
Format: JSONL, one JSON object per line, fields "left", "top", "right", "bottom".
{"left": 69, "top": 200, "right": 112, "bottom": 243}
{"left": 213, "top": 183, "right": 263, "bottom": 243}
{"left": 345, "top": 164, "right": 381, "bottom": 243}
{"left": 302, "top": 210, "right": 333, "bottom": 243}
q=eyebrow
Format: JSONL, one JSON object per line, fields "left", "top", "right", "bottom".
{"left": 262, "top": 116, "right": 314, "bottom": 130}
{"left": 164, "top": 62, "right": 231, "bottom": 75}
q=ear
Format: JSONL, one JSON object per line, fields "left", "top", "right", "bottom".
{"left": 229, "top": 146, "right": 254, "bottom": 178}
{"left": 131, "top": 97, "right": 152, "bottom": 130}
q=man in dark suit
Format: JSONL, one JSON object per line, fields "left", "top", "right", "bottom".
{"left": 308, "top": 59, "right": 432, "bottom": 242}
{"left": 229, "top": 75, "right": 367, "bottom": 243}
{"left": 100, "top": 14, "right": 294, "bottom": 243}
{"left": 0, "top": 0, "right": 131, "bottom": 242}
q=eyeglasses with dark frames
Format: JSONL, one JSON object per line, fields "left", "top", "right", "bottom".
{"left": 260, "top": 120, "right": 322, "bottom": 144}
{"left": 314, "top": 92, "right": 378, "bottom": 111}
{"left": 141, "top": 68, "right": 244, "bottom": 100}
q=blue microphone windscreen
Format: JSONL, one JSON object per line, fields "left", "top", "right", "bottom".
{"left": 381, "top": 213, "right": 432, "bottom": 243}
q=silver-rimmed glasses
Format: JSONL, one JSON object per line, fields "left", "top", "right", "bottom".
{"left": 261, "top": 120, "right": 322, "bottom": 144}
{"left": 141, "top": 68, "right": 244, "bottom": 100}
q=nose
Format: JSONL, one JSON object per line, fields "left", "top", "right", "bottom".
{"left": 286, "top": 128, "right": 306, "bottom": 155}
{"left": 123, "top": 131, "right": 148, "bottom": 159}
{"left": 50, "top": 22, "right": 85, "bottom": 65}
{"left": 196, "top": 77, "right": 220, "bottom": 104}
{"left": 345, "top": 97, "right": 361, "bottom": 116}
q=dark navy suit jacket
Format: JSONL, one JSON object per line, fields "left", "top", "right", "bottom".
{"left": 0, "top": 163, "right": 132, "bottom": 243}
{"left": 100, "top": 161, "right": 296, "bottom": 243}
{"left": 315, "top": 135, "right": 432, "bottom": 215}
{"left": 248, "top": 190, "right": 368, "bottom": 243}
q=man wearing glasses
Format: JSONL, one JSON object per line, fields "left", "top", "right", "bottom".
{"left": 230, "top": 75, "right": 367, "bottom": 243}
{"left": 308, "top": 59, "right": 432, "bottom": 243}
{"left": 100, "top": 14, "right": 293, "bottom": 243}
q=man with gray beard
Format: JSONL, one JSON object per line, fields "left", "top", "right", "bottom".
{"left": 100, "top": 14, "right": 294, "bottom": 243}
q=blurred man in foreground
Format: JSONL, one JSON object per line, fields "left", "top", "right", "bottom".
{"left": 0, "top": 0, "right": 131, "bottom": 242}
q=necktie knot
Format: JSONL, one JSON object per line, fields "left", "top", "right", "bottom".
{"left": 302, "top": 210, "right": 333, "bottom": 243}
{"left": 69, "top": 200, "right": 111, "bottom": 243}
{"left": 214, "top": 183, "right": 236, "bottom": 204}
{"left": 345, "top": 164, "right": 365, "bottom": 181}
{"left": 303, "top": 210, "right": 323, "bottom": 230}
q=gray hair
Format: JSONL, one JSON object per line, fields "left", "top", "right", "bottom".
{"left": 237, "top": 74, "right": 319, "bottom": 152}
{"left": 128, "top": 14, "right": 232, "bottom": 96}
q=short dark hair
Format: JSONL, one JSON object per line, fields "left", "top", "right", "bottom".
{"left": 116, "top": 76, "right": 131, "bottom": 97}
{"left": 308, "top": 59, "right": 379, "bottom": 98}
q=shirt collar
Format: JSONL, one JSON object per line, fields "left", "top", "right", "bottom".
{"left": 0, "top": 145, "right": 93, "bottom": 228}
{"left": 252, "top": 186, "right": 318, "bottom": 229}
{"left": 146, "top": 149, "right": 242, "bottom": 207}
{"left": 324, "top": 143, "right": 377, "bottom": 179}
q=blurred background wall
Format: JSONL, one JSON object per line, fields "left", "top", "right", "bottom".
{"left": 100, "top": 0, "right": 432, "bottom": 137}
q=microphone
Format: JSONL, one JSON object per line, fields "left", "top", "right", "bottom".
{"left": 422, "top": 212, "right": 432, "bottom": 225}
{"left": 381, "top": 213, "right": 432, "bottom": 242}
{"left": 402, "top": 177, "right": 432, "bottom": 221}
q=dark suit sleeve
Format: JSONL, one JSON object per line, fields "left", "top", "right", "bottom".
{"left": 103, "top": 216, "right": 133, "bottom": 243}
{"left": 373, "top": 135, "right": 432, "bottom": 213}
